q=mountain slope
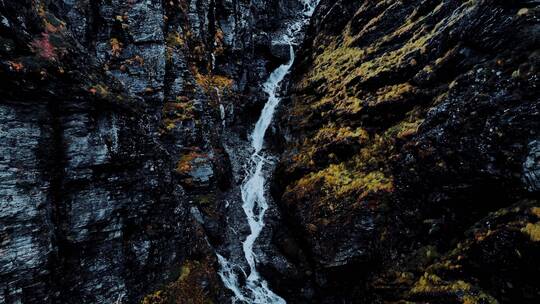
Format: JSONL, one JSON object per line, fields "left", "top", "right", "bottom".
{"left": 1, "top": 0, "right": 539, "bottom": 303}
{"left": 273, "top": 0, "right": 540, "bottom": 302}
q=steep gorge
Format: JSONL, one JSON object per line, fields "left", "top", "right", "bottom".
{"left": 0, "top": 0, "right": 539, "bottom": 304}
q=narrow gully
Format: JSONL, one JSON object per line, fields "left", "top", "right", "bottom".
{"left": 216, "top": 1, "right": 320, "bottom": 303}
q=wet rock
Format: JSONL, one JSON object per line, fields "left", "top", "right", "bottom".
{"left": 270, "top": 42, "right": 291, "bottom": 62}
{"left": 3, "top": 0, "right": 537, "bottom": 303}
{"left": 0, "top": 0, "right": 219, "bottom": 302}
{"left": 176, "top": 153, "right": 215, "bottom": 189}
{"left": 0, "top": 0, "right": 310, "bottom": 302}
{"left": 126, "top": 1, "right": 164, "bottom": 43}
{"left": 273, "top": 0, "right": 540, "bottom": 302}
{"left": 523, "top": 140, "right": 540, "bottom": 192}
{"left": 0, "top": 103, "right": 52, "bottom": 304}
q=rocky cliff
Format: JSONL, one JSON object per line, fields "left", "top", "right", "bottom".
{"left": 1, "top": 0, "right": 539, "bottom": 303}
{"left": 273, "top": 0, "right": 540, "bottom": 303}
{"left": 0, "top": 0, "right": 304, "bottom": 303}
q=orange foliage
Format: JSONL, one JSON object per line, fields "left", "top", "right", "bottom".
{"left": 8, "top": 61, "right": 24, "bottom": 72}
{"left": 110, "top": 38, "right": 123, "bottom": 57}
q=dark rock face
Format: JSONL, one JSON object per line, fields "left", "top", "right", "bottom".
{"left": 0, "top": 0, "right": 304, "bottom": 303}
{"left": 273, "top": 0, "right": 540, "bottom": 302}
{"left": 2, "top": 0, "right": 539, "bottom": 303}
{"left": 0, "top": 8, "right": 203, "bottom": 301}
{"left": 524, "top": 140, "right": 540, "bottom": 192}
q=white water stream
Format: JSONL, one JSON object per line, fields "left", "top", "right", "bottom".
{"left": 217, "top": 1, "right": 319, "bottom": 303}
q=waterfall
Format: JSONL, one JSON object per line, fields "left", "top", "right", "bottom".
{"left": 216, "top": 87, "right": 227, "bottom": 128}
{"left": 217, "top": 1, "right": 319, "bottom": 303}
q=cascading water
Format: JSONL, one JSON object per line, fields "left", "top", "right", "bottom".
{"left": 217, "top": 1, "right": 319, "bottom": 303}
